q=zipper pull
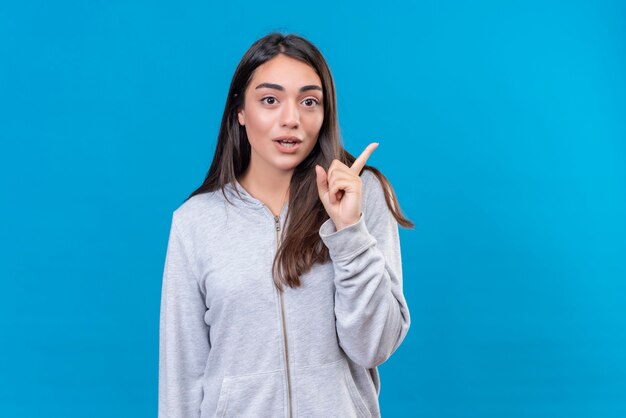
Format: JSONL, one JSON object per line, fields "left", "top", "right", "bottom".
{"left": 274, "top": 215, "right": 280, "bottom": 231}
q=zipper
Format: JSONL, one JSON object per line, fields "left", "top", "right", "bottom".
{"left": 270, "top": 210, "right": 293, "bottom": 418}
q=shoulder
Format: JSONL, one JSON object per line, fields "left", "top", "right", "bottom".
{"left": 360, "top": 168, "right": 398, "bottom": 228}
{"left": 171, "top": 189, "right": 226, "bottom": 233}
{"left": 360, "top": 169, "right": 378, "bottom": 187}
{"left": 360, "top": 169, "right": 389, "bottom": 208}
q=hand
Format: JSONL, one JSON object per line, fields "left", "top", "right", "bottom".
{"left": 315, "top": 142, "right": 379, "bottom": 230}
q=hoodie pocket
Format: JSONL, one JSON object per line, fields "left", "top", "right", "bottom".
{"left": 214, "top": 369, "right": 285, "bottom": 418}
{"left": 294, "top": 358, "right": 370, "bottom": 418}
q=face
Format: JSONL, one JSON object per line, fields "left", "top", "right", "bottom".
{"left": 237, "top": 54, "right": 324, "bottom": 174}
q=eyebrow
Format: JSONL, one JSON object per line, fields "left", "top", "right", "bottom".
{"left": 255, "top": 82, "right": 322, "bottom": 93}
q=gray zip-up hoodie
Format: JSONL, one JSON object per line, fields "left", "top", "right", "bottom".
{"left": 159, "top": 169, "right": 410, "bottom": 418}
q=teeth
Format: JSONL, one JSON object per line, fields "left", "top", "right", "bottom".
{"left": 278, "top": 140, "right": 297, "bottom": 147}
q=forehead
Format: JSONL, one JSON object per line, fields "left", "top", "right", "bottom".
{"left": 249, "top": 54, "right": 322, "bottom": 89}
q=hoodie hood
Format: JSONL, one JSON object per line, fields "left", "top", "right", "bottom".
{"left": 223, "top": 179, "right": 290, "bottom": 221}
{"left": 223, "top": 179, "right": 265, "bottom": 210}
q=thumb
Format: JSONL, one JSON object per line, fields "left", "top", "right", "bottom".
{"left": 314, "top": 165, "right": 329, "bottom": 199}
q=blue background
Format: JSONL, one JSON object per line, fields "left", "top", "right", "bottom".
{"left": 1, "top": 1, "right": 625, "bottom": 417}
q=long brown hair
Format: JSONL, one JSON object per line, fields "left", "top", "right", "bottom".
{"left": 187, "top": 32, "right": 413, "bottom": 290}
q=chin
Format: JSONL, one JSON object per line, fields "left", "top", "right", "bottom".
{"left": 275, "top": 164, "right": 299, "bottom": 172}
{"left": 272, "top": 160, "right": 302, "bottom": 172}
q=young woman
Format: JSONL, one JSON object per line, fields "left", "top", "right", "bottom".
{"left": 159, "top": 32, "right": 413, "bottom": 418}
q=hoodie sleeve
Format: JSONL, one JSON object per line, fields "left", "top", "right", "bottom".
{"left": 319, "top": 171, "right": 411, "bottom": 369}
{"left": 159, "top": 214, "right": 210, "bottom": 418}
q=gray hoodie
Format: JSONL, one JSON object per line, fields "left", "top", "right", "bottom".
{"left": 158, "top": 169, "right": 410, "bottom": 418}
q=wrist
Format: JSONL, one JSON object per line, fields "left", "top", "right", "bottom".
{"left": 334, "top": 213, "right": 362, "bottom": 231}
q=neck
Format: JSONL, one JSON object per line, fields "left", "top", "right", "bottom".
{"left": 238, "top": 157, "right": 292, "bottom": 212}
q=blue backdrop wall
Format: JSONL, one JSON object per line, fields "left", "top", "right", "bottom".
{"left": 1, "top": 1, "right": 625, "bottom": 417}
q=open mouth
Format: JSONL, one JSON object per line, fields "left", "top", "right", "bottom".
{"left": 275, "top": 140, "right": 298, "bottom": 148}
{"left": 273, "top": 138, "right": 302, "bottom": 152}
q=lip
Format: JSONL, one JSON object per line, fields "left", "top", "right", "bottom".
{"left": 273, "top": 136, "right": 303, "bottom": 154}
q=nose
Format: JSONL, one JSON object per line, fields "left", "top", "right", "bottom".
{"left": 280, "top": 100, "right": 300, "bottom": 129}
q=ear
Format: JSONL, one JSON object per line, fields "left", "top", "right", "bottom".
{"left": 237, "top": 108, "right": 245, "bottom": 126}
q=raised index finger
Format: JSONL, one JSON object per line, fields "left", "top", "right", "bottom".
{"left": 350, "top": 142, "right": 379, "bottom": 173}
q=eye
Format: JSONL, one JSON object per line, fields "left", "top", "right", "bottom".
{"left": 261, "top": 96, "right": 278, "bottom": 105}
{"left": 302, "top": 98, "right": 320, "bottom": 107}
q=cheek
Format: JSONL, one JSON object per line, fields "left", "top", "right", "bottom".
{"left": 305, "top": 112, "right": 324, "bottom": 135}
{"left": 245, "top": 108, "right": 274, "bottom": 134}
